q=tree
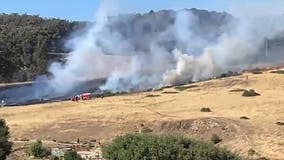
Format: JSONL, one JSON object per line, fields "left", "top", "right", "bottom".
{"left": 0, "top": 119, "right": 12, "bottom": 160}
{"left": 103, "top": 133, "right": 241, "bottom": 160}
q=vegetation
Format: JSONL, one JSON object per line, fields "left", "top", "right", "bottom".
{"left": 240, "top": 116, "right": 250, "bottom": 120}
{"left": 0, "top": 119, "right": 12, "bottom": 160}
{"left": 140, "top": 127, "right": 153, "bottom": 133}
{"left": 247, "top": 148, "right": 257, "bottom": 156}
{"left": 220, "top": 71, "right": 240, "bottom": 78}
{"left": 63, "top": 150, "right": 82, "bottom": 160}
{"left": 270, "top": 70, "right": 284, "bottom": 74}
{"left": 229, "top": 88, "right": 246, "bottom": 92}
{"left": 211, "top": 134, "right": 222, "bottom": 144}
{"left": 29, "top": 140, "right": 50, "bottom": 158}
{"left": 175, "top": 85, "right": 198, "bottom": 91}
{"left": 154, "top": 86, "right": 172, "bottom": 91}
{"left": 251, "top": 71, "right": 263, "bottom": 74}
{"left": 200, "top": 107, "right": 212, "bottom": 112}
{"left": 145, "top": 94, "right": 161, "bottom": 98}
{"left": 242, "top": 89, "right": 260, "bottom": 97}
{"left": 0, "top": 13, "right": 85, "bottom": 83}
{"left": 161, "top": 91, "right": 179, "bottom": 94}
{"left": 102, "top": 133, "right": 241, "bottom": 160}
{"left": 276, "top": 121, "right": 284, "bottom": 126}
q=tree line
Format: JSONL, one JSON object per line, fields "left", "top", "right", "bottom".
{"left": 0, "top": 13, "right": 85, "bottom": 83}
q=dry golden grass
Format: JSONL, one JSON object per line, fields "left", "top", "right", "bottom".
{"left": 0, "top": 69, "right": 284, "bottom": 159}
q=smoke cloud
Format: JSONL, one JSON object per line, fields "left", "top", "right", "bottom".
{"left": 45, "top": 2, "right": 284, "bottom": 94}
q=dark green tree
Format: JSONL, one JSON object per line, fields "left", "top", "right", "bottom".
{"left": 0, "top": 119, "right": 12, "bottom": 160}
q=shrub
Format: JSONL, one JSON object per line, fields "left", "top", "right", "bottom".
{"left": 229, "top": 89, "right": 246, "bottom": 92}
{"left": 257, "top": 157, "right": 269, "bottom": 160}
{"left": 145, "top": 94, "right": 161, "bottom": 98}
{"left": 252, "top": 71, "right": 263, "bottom": 74}
{"left": 161, "top": 91, "right": 179, "bottom": 94}
{"left": 102, "top": 133, "right": 241, "bottom": 160}
{"left": 240, "top": 116, "right": 250, "bottom": 120}
{"left": 50, "top": 155, "right": 60, "bottom": 160}
{"left": 0, "top": 119, "right": 12, "bottom": 160}
{"left": 242, "top": 89, "right": 260, "bottom": 97}
{"left": 200, "top": 107, "right": 212, "bottom": 112}
{"left": 276, "top": 121, "right": 284, "bottom": 126}
{"left": 63, "top": 150, "right": 82, "bottom": 160}
{"left": 270, "top": 70, "right": 284, "bottom": 74}
{"left": 248, "top": 148, "right": 256, "bottom": 156}
{"left": 175, "top": 85, "right": 198, "bottom": 91}
{"left": 211, "top": 134, "right": 222, "bottom": 144}
{"left": 29, "top": 140, "right": 50, "bottom": 158}
{"left": 140, "top": 127, "right": 153, "bottom": 133}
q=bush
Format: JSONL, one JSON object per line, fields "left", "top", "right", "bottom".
{"left": 200, "top": 107, "right": 212, "bottom": 112}
{"left": 270, "top": 70, "right": 284, "bottom": 74}
{"left": 276, "top": 121, "right": 284, "bottom": 126}
{"left": 247, "top": 148, "right": 256, "bottom": 156}
{"left": 161, "top": 91, "right": 179, "bottom": 94}
{"left": 242, "top": 89, "right": 260, "bottom": 97}
{"left": 29, "top": 140, "right": 50, "bottom": 158}
{"left": 240, "top": 116, "right": 250, "bottom": 120}
{"left": 102, "top": 133, "right": 241, "bottom": 160}
{"left": 211, "top": 134, "right": 222, "bottom": 144}
{"left": 145, "top": 94, "right": 161, "bottom": 98}
{"left": 0, "top": 119, "right": 12, "bottom": 160}
{"left": 175, "top": 85, "right": 198, "bottom": 91}
{"left": 63, "top": 150, "right": 82, "bottom": 160}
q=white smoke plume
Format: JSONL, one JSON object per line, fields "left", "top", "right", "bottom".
{"left": 46, "top": 1, "right": 284, "bottom": 94}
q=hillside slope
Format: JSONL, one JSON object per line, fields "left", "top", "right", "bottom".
{"left": 0, "top": 68, "right": 283, "bottom": 159}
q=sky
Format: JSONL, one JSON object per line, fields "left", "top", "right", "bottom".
{"left": 0, "top": 0, "right": 284, "bottom": 21}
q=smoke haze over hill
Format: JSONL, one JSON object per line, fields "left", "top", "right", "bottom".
{"left": 1, "top": 1, "right": 284, "bottom": 105}
{"left": 47, "top": 1, "right": 284, "bottom": 94}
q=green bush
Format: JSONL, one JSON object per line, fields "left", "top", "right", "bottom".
{"left": 240, "top": 116, "right": 250, "bottom": 120}
{"left": 200, "top": 107, "right": 212, "bottom": 112}
{"left": 102, "top": 133, "right": 241, "bottom": 160}
{"left": 211, "top": 134, "right": 222, "bottom": 144}
{"left": 242, "top": 89, "right": 260, "bottom": 97}
{"left": 247, "top": 148, "right": 256, "bottom": 156}
{"left": 63, "top": 150, "right": 82, "bottom": 160}
{"left": 29, "top": 140, "right": 50, "bottom": 158}
{"left": 0, "top": 119, "right": 12, "bottom": 160}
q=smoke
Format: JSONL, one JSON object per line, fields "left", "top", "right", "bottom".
{"left": 44, "top": 2, "right": 284, "bottom": 94}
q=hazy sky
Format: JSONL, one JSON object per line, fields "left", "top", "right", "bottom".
{"left": 0, "top": 0, "right": 283, "bottom": 21}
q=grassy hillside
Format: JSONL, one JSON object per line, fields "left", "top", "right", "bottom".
{"left": 0, "top": 68, "right": 283, "bottom": 159}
